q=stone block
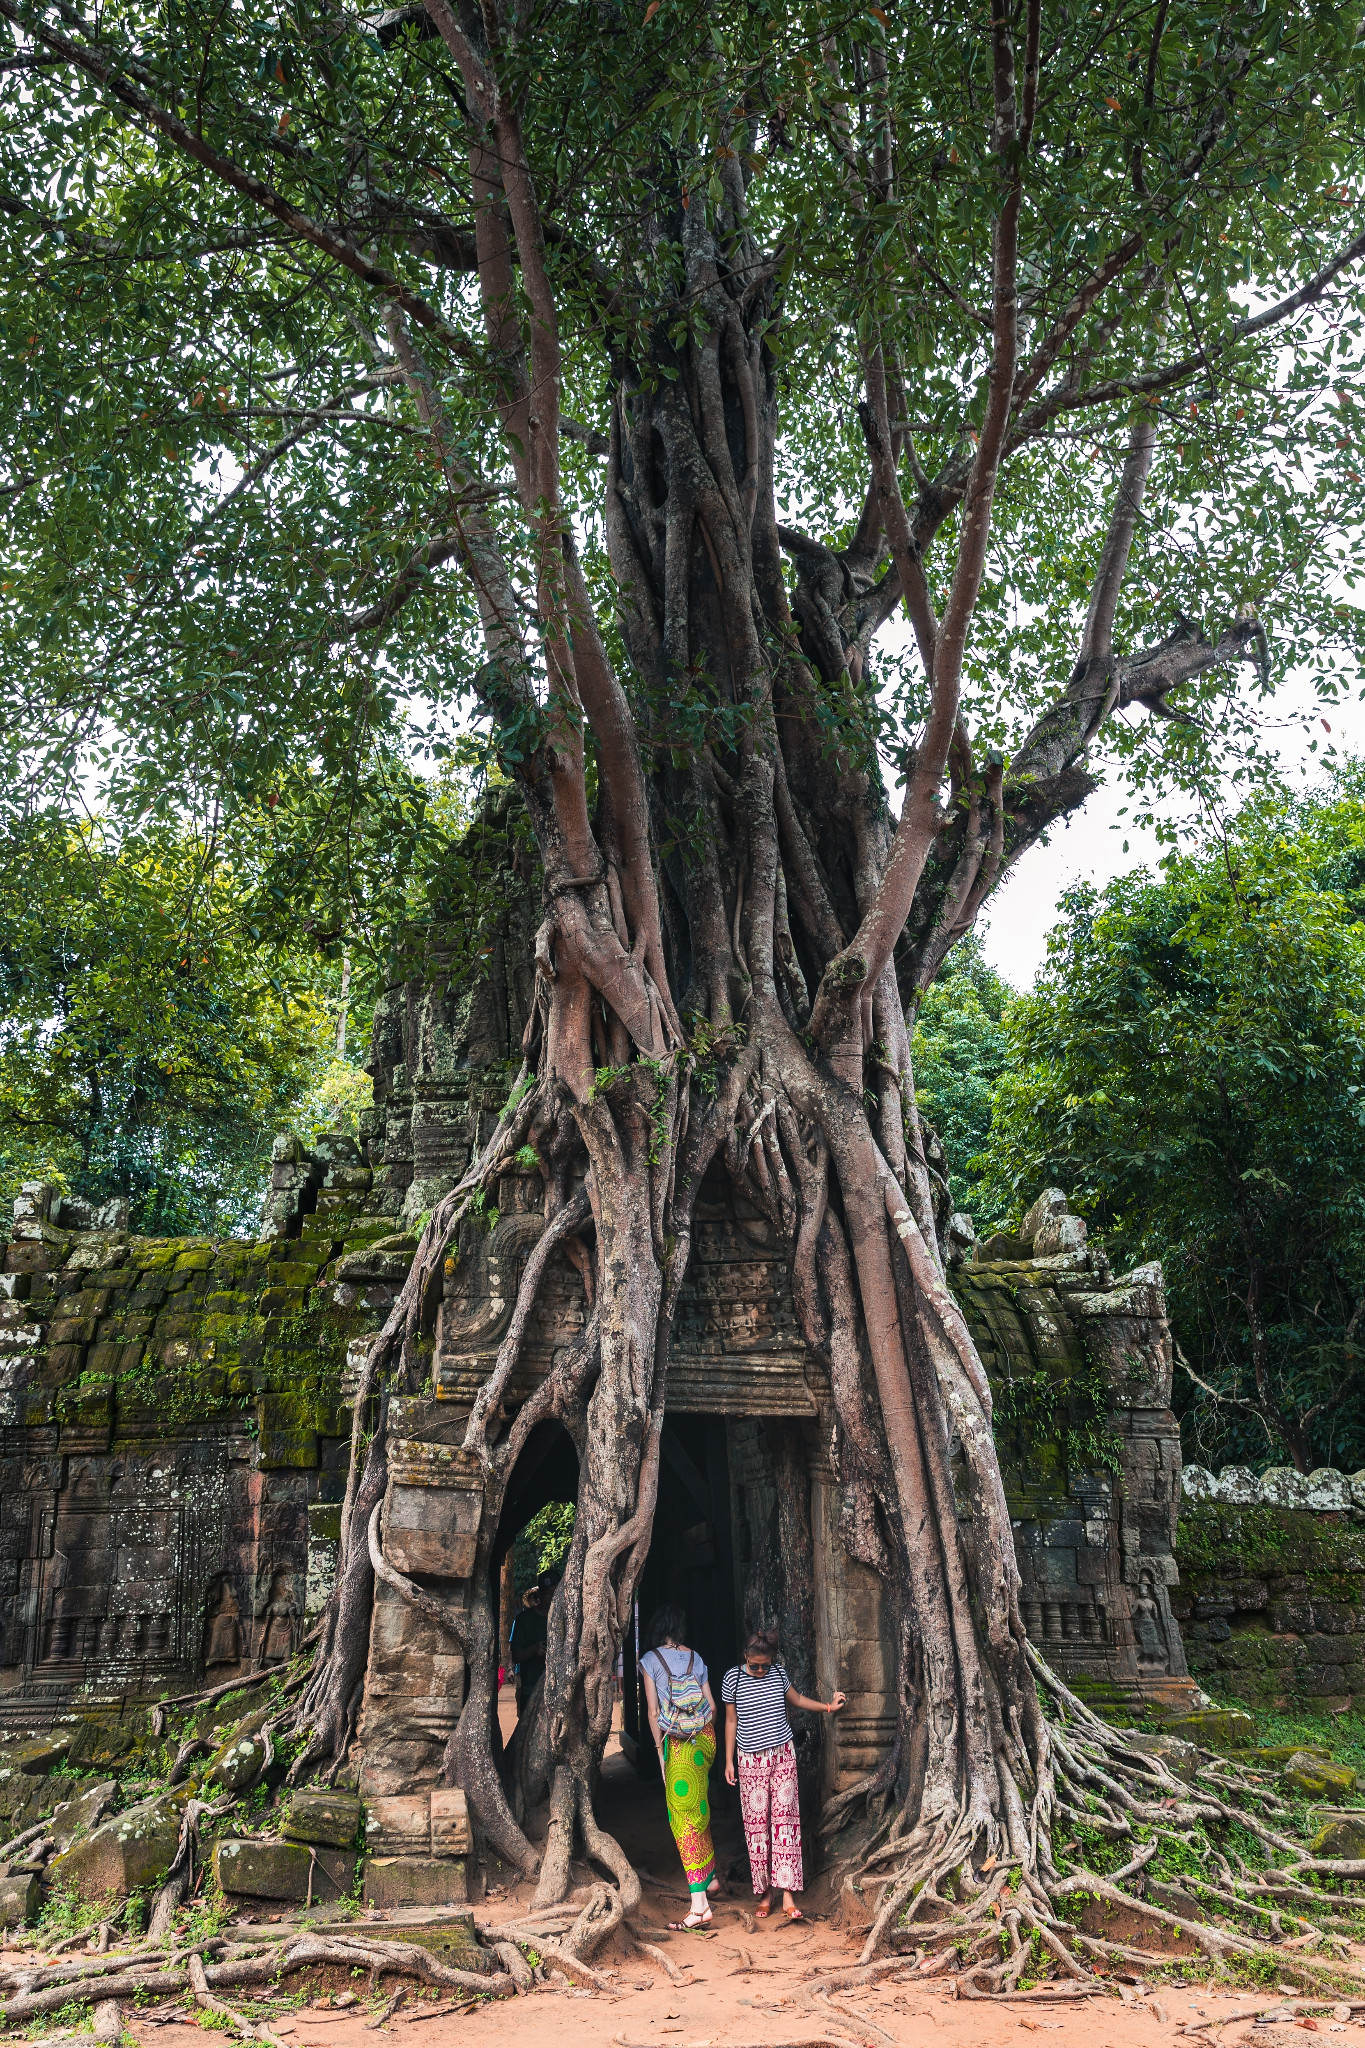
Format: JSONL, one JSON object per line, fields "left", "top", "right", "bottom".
{"left": 1298, "top": 1666, "right": 1351, "bottom": 1698}
{"left": 1125, "top": 1730, "right": 1200, "bottom": 1780}
{"left": 213, "top": 1837, "right": 355, "bottom": 1902}
{"left": 429, "top": 1789, "right": 470, "bottom": 1858}
{"left": 203, "top": 1730, "right": 269, "bottom": 1793}
{"left": 282, "top": 1790, "right": 362, "bottom": 1849}
{"left": 1281, "top": 1754, "right": 1357, "bottom": 1798}
{"left": 1161, "top": 1708, "right": 1256, "bottom": 1750}
{"left": 382, "top": 1477, "right": 481, "bottom": 1579}
{"left": 0, "top": 1730, "right": 73, "bottom": 1775}
{"left": 363, "top": 1857, "right": 468, "bottom": 1908}
{"left": 0, "top": 1873, "right": 40, "bottom": 1927}
{"left": 1312, "top": 1815, "right": 1365, "bottom": 1860}
{"left": 49, "top": 1778, "right": 117, "bottom": 1852}
{"left": 49, "top": 1791, "right": 186, "bottom": 1901}
{"left": 365, "top": 1793, "right": 430, "bottom": 1856}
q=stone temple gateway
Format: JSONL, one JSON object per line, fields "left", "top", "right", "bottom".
{"left": 0, "top": 909, "right": 1199, "bottom": 1843}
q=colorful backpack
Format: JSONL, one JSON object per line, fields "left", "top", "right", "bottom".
{"left": 656, "top": 1650, "right": 710, "bottom": 1737}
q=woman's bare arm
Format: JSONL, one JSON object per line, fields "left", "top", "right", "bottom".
{"left": 642, "top": 1668, "right": 665, "bottom": 1761}
{"left": 785, "top": 1684, "right": 847, "bottom": 1715}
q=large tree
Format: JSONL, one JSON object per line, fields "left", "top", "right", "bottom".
{"left": 5, "top": 0, "right": 1365, "bottom": 1964}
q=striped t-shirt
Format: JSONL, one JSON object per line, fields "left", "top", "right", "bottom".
{"left": 722, "top": 1663, "right": 792, "bottom": 1753}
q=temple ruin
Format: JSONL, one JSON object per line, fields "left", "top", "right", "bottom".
{"left": 1, "top": 898, "right": 1200, "bottom": 1843}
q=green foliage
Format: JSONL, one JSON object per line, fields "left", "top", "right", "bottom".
{"left": 0, "top": 0, "right": 1362, "bottom": 905}
{"left": 37, "top": 1882, "right": 110, "bottom": 1941}
{"left": 978, "top": 770, "right": 1365, "bottom": 1473}
{"left": 0, "top": 820, "right": 343, "bottom": 1235}
{"left": 911, "top": 936, "right": 1014, "bottom": 1218}
{"left": 994, "top": 1358, "right": 1124, "bottom": 1478}
{"left": 519, "top": 1501, "right": 575, "bottom": 1580}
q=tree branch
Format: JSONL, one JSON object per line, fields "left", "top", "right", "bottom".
{"left": 0, "top": 0, "right": 475, "bottom": 355}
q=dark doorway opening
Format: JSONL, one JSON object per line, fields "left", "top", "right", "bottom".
{"left": 621, "top": 1413, "right": 737, "bottom": 1781}
{"left": 491, "top": 1421, "right": 578, "bottom": 1749}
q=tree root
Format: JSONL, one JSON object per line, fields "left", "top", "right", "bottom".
{"left": 364, "top": 1990, "right": 407, "bottom": 2028}
{"left": 0, "top": 1932, "right": 522, "bottom": 2028}
{"left": 619, "top": 1924, "right": 686, "bottom": 1985}
{"left": 187, "top": 1954, "right": 288, "bottom": 2048}
{"left": 517, "top": 1939, "right": 616, "bottom": 1992}
{"left": 815, "top": 1653, "right": 1365, "bottom": 2004}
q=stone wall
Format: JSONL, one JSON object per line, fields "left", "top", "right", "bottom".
{"left": 0, "top": 1176, "right": 366, "bottom": 1721}
{"left": 1175, "top": 1488, "right": 1365, "bottom": 1711}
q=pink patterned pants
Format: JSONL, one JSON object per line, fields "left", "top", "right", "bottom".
{"left": 736, "top": 1740, "right": 803, "bottom": 1895}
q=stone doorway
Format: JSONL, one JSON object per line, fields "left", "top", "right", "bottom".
{"left": 621, "top": 1414, "right": 738, "bottom": 1783}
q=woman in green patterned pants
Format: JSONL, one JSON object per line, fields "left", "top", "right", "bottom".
{"left": 640, "top": 1605, "right": 721, "bottom": 1930}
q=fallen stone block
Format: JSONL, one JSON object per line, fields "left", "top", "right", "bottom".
{"left": 49, "top": 1779, "right": 118, "bottom": 1853}
{"left": 362, "top": 1857, "right": 468, "bottom": 1909}
{"left": 1125, "top": 1730, "right": 1201, "bottom": 1781}
{"left": 203, "top": 1731, "right": 270, "bottom": 1794}
{"left": 213, "top": 1838, "right": 356, "bottom": 1903}
{"left": 1282, "top": 1753, "right": 1358, "bottom": 1800}
{"left": 0, "top": 1872, "right": 40, "bottom": 1928}
{"left": 0, "top": 1731, "right": 73, "bottom": 1776}
{"left": 282, "top": 1791, "right": 362, "bottom": 1850}
{"left": 1312, "top": 1814, "right": 1365, "bottom": 1859}
{"left": 311, "top": 1907, "right": 487, "bottom": 1970}
{"left": 48, "top": 1790, "right": 187, "bottom": 1901}
{"left": 1161, "top": 1708, "right": 1256, "bottom": 1751}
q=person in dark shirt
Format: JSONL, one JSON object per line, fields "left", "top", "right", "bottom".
{"left": 509, "top": 1585, "right": 549, "bottom": 1714}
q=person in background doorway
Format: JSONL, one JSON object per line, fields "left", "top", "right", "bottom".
{"left": 723, "top": 1626, "right": 845, "bottom": 1922}
{"left": 508, "top": 1583, "right": 548, "bottom": 1714}
{"left": 640, "top": 1603, "right": 721, "bottom": 1930}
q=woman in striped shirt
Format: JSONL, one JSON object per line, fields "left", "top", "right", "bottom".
{"left": 722, "top": 1628, "right": 845, "bottom": 1921}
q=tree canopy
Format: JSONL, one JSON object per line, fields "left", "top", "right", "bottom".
{"left": 979, "top": 770, "right": 1365, "bottom": 1476}
{"left": 2, "top": 0, "right": 1364, "bottom": 869}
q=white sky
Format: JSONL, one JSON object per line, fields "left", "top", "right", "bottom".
{"left": 975, "top": 666, "right": 1365, "bottom": 988}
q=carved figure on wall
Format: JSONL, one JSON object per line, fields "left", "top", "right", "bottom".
{"left": 203, "top": 1581, "right": 243, "bottom": 1669}
{"left": 1133, "top": 1569, "right": 1170, "bottom": 1669}
{"left": 260, "top": 1569, "right": 296, "bottom": 1663}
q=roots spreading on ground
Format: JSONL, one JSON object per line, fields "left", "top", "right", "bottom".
{"left": 818, "top": 1650, "right": 1365, "bottom": 2000}
{"left": 8, "top": 1627, "right": 1365, "bottom": 2038}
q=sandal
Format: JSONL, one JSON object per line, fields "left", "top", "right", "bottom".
{"left": 780, "top": 1906, "right": 804, "bottom": 1922}
{"left": 667, "top": 1909, "right": 712, "bottom": 1931}
{"left": 753, "top": 1900, "right": 772, "bottom": 1919}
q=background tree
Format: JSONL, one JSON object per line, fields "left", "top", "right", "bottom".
{"left": 4, "top": 0, "right": 1365, "bottom": 1962}
{"left": 979, "top": 772, "right": 1365, "bottom": 1476}
{"left": 0, "top": 819, "right": 352, "bottom": 1234}
{"left": 910, "top": 935, "right": 1013, "bottom": 1222}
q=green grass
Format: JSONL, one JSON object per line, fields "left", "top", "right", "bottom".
{"left": 1253, "top": 1705, "right": 1365, "bottom": 1779}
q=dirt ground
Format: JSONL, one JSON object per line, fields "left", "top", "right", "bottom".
{"left": 11, "top": 1693, "right": 1365, "bottom": 2048}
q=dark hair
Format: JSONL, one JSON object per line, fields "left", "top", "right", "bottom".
{"left": 744, "top": 1627, "right": 780, "bottom": 1659}
{"left": 647, "top": 1604, "right": 688, "bottom": 1651}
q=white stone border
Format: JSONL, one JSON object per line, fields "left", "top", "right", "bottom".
{"left": 1181, "top": 1464, "right": 1365, "bottom": 1512}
